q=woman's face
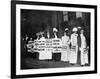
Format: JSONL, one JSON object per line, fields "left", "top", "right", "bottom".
{"left": 64, "top": 32, "right": 66, "bottom": 35}
{"left": 74, "top": 31, "right": 77, "bottom": 33}
{"left": 81, "top": 30, "right": 84, "bottom": 34}
{"left": 30, "top": 38, "right": 32, "bottom": 41}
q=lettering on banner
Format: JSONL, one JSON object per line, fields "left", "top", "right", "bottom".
{"left": 45, "top": 39, "right": 52, "bottom": 52}
{"left": 33, "top": 40, "right": 45, "bottom": 52}
{"left": 52, "top": 39, "right": 62, "bottom": 53}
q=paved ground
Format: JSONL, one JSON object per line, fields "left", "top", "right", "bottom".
{"left": 21, "top": 56, "right": 81, "bottom": 69}
{"left": 21, "top": 40, "right": 89, "bottom": 69}
{"left": 21, "top": 50, "right": 89, "bottom": 69}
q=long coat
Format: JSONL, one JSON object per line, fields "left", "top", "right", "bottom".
{"left": 80, "top": 34, "right": 88, "bottom": 65}
{"left": 61, "top": 35, "right": 70, "bottom": 61}
{"left": 69, "top": 33, "right": 78, "bottom": 64}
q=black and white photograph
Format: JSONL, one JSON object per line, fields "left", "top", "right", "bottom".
{"left": 21, "top": 9, "right": 91, "bottom": 69}
{"left": 11, "top": 1, "right": 97, "bottom": 78}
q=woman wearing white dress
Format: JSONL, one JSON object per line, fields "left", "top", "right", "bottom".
{"left": 80, "top": 30, "right": 89, "bottom": 66}
{"left": 69, "top": 27, "right": 78, "bottom": 64}
{"left": 61, "top": 28, "right": 70, "bottom": 62}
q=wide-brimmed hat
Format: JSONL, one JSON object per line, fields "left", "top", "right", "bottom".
{"left": 65, "top": 28, "right": 69, "bottom": 31}
{"left": 77, "top": 26, "right": 82, "bottom": 29}
{"left": 53, "top": 28, "right": 58, "bottom": 32}
{"left": 72, "top": 27, "right": 78, "bottom": 32}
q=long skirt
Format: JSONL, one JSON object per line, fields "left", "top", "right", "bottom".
{"left": 80, "top": 49, "right": 88, "bottom": 65}
{"left": 61, "top": 46, "right": 70, "bottom": 62}
{"left": 69, "top": 45, "right": 78, "bottom": 64}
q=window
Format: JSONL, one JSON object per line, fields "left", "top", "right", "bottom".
{"left": 63, "top": 11, "right": 68, "bottom": 21}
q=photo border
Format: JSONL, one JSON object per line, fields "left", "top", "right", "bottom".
{"left": 11, "top": 0, "right": 97, "bottom": 78}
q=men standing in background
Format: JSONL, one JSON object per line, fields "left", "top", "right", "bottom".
{"left": 27, "top": 37, "right": 33, "bottom": 53}
{"left": 36, "top": 32, "right": 40, "bottom": 40}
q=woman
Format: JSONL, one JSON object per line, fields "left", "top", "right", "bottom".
{"left": 80, "top": 29, "right": 89, "bottom": 66}
{"left": 52, "top": 28, "right": 62, "bottom": 61}
{"left": 69, "top": 27, "right": 78, "bottom": 64}
{"left": 61, "top": 28, "right": 70, "bottom": 62}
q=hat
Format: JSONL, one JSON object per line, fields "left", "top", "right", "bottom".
{"left": 65, "top": 28, "right": 68, "bottom": 31}
{"left": 77, "top": 26, "right": 82, "bottom": 29}
{"left": 72, "top": 27, "right": 78, "bottom": 32}
{"left": 53, "top": 28, "right": 58, "bottom": 32}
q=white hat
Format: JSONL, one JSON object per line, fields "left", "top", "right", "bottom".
{"left": 53, "top": 28, "right": 58, "bottom": 32}
{"left": 65, "top": 28, "right": 68, "bottom": 31}
{"left": 72, "top": 27, "right": 78, "bottom": 32}
{"left": 77, "top": 26, "right": 82, "bottom": 29}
